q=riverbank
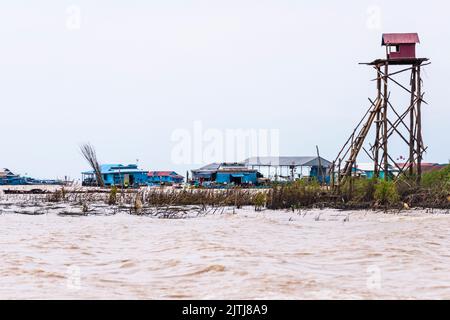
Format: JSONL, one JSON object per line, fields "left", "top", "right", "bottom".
{"left": 1, "top": 182, "right": 449, "bottom": 213}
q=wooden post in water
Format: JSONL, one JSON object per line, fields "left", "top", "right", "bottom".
{"left": 409, "top": 65, "right": 417, "bottom": 177}
{"left": 416, "top": 65, "right": 423, "bottom": 185}
{"left": 316, "top": 145, "right": 324, "bottom": 186}
{"left": 383, "top": 61, "right": 389, "bottom": 181}
{"left": 374, "top": 65, "right": 382, "bottom": 178}
{"left": 337, "top": 158, "right": 341, "bottom": 194}
{"left": 330, "top": 160, "right": 335, "bottom": 192}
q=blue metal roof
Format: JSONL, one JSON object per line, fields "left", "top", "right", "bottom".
{"left": 82, "top": 164, "right": 147, "bottom": 175}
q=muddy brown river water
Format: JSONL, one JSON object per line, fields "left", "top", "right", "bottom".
{"left": 1, "top": 206, "right": 450, "bottom": 299}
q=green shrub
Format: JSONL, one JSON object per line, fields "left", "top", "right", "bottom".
{"left": 374, "top": 180, "right": 400, "bottom": 205}
{"left": 422, "top": 165, "right": 450, "bottom": 191}
{"left": 108, "top": 186, "right": 118, "bottom": 205}
{"left": 352, "top": 177, "right": 377, "bottom": 202}
{"left": 253, "top": 192, "right": 266, "bottom": 211}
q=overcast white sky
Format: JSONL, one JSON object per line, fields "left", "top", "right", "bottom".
{"left": 0, "top": 0, "right": 449, "bottom": 180}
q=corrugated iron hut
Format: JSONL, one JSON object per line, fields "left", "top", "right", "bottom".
{"left": 244, "top": 156, "right": 332, "bottom": 183}
{"left": 382, "top": 33, "right": 420, "bottom": 60}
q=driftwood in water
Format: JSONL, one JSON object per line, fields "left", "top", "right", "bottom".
{"left": 3, "top": 189, "right": 49, "bottom": 195}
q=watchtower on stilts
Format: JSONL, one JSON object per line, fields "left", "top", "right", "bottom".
{"left": 332, "top": 33, "right": 430, "bottom": 189}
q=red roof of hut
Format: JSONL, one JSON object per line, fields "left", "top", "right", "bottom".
{"left": 382, "top": 33, "right": 420, "bottom": 45}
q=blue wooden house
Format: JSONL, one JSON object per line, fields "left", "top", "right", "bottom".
{"left": 147, "top": 171, "right": 184, "bottom": 185}
{"left": 191, "top": 163, "right": 259, "bottom": 186}
{"left": 82, "top": 164, "right": 148, "bottom": 187}
{"left": 0, "top": 168, "right": 28, "bottom": 185}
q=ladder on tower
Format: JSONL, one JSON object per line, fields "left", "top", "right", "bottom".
{"left": 341, "top": 98, "right": 383, "bottom": 179}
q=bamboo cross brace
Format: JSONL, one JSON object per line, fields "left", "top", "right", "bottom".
{"left": 374, "top": 67, "right": 428, "bottom": 105}
{"left": 370, "top": 62, "right": 431, "bottom": 81}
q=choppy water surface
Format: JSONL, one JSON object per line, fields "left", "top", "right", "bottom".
{"left": 1, "top": 207, "right": 450, "bottom": 299}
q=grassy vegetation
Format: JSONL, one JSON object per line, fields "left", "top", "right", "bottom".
{"left": 422, "top": 164, "right": 450, "bottom": 191}
{"left": 407, "top": 164, "right": 450, "bottom": 207}
{"left": 108, "top": 186, "right": 118, "bottom": 205}
{"left": 266, "top": 166, "right": 450, "bottom": 210}
{"left": 36, "top": 165, "right": 450, "bottom": 213}
{"left": 343, "top": 178, "right": 377, "bottom": 203}
{"left": 142, "top": 188, "right": 256, "bottom": 207}
{"left": 253, "top": 192, "right": 266, "bottom": 211}
{"left": 266, "top": 179, "right": 324, "bottom": 210}
{"left": 374, "top": 180, "right": 400, "bottom": 205}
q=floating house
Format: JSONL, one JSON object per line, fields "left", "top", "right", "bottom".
{"left": 82, "top": 164, "right": 148, "bottom": 187}
{"left": 147, "top": 171, "right": 184, "bottom": 185}
{"left": 244, "top": 156, "right": 332, "bottom": 183}
{"left": 0, "top": 168, "right": 27, "bottom": 185}
{"left": 191, "top": 162, "right": 259, "bottom": 186}
{"left": 191, "top": 163, "right": 221, "bottom": 183}
{"left": 0, "top": 168, "right": 64, "bottom": 185}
